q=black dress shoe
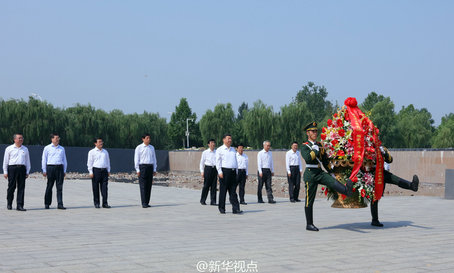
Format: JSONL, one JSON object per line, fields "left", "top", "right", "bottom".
{"left": 371, "top": 220, "right": 384, "bottom": 227}
{"left": 102, "top": 205, "right": 111, "bottom": 208}
{"left": 210, "top": 203, "right": 217, "bottom": 206}
{"left": 233, "top": 210, "right": 243, "bottom": 214}
{"left": 268, "top": 200, "right": 276, "bottom": 204}
{"left": 295, "top": 199, "right": 302, "bottom": 202}
{"left": 45, "top": 205, "right": 50, "bottom": 209}
{"left": 57, "top": 206, "right": 66, "bottom": 210}
{"left": 147, "top": 204, "right": 151, "bottom": 207}
{"left": 200, "top": 201, "right": 207, "bottom": 205}
{"left": 240, "top": 201, "right": 247, "bottom": 205}
{"left": 142, "top": 205, "right": 148, "bottom": 208}
{"left": 7, "top": 205, "right": 12, "bottom": 210}
{"left": 258, "top": 200, "right": 265, "bottom": 203}
{"left": 16, "top": 207, "right": 27, "bottom": 212}
{"left": 306, "top": 224, "right": 319, "bottom": 231}
{"left": 219, "top": 210, "right": 226, "bottom": 214}
{"left": 95, "top": 204, "right": 100, "bottom": 208}
{"left": 290, "top": 199, "right": 296, "bottom": 203}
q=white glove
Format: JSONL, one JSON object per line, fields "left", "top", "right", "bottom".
{"left": 312, "top": 145, "right": 319, "bottom": 152}
{"left": 379, "top": 146, "right": 385, "bottom": 154}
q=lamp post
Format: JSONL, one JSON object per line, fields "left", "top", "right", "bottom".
{"left": 186, "top": 118, "right": 193, "bottom": 148}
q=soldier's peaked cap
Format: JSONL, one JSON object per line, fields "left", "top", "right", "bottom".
{"left": 304, "top": 122, "right": 318, "bottom": 131}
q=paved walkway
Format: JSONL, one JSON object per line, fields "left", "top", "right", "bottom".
{"left": 1, "top": 178, "right": 453, "bottom": 273}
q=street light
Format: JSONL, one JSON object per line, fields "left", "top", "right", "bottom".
{"left": 186, "top": 118, "right": 194, "bottom": 148}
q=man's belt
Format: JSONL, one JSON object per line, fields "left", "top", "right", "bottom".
{"left": 306, "top": 164, "right": 320, "bottom": 168}
{"left": 204, "top": 165, "right": 216, "bottom": 168}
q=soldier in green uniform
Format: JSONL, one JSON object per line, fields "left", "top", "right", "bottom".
{"left": 301, "top": 122, "right": 353, "bottom": 231}
{"left": 370, "top": 146, "right": 419, "bottom": 227}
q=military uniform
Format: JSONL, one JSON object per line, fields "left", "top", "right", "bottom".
{"left": 370, "top": 147, "right": 419, "bottom": 227}
{"left": 301, "top": 122, "right": 353, "bottom": 231}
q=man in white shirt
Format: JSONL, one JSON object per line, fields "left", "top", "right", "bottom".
{"left": 42, "top": 133, "right": 68, "bottom": 210}
{"left": 87, "top": 137, "right": 111, "bottom": 208}
{"left": 236, "top": 143, "right": 248, "bottom": 205}
{"left": 257, "top": 140, "right": 275, "bottom": 204}
{"left": 134, "top": 133, "right": 157, "bottom": 208}
{"left": 2, "top": 133, "right": 31, "bottom": 211}
{"left": 199, "top": 139, "right": 217, "bottom": 206}
{"left": 216, "top": 134, "right": 242, "bottom": 214}
{"left": 285, "top": 141, "right": 303, "bottom": 203}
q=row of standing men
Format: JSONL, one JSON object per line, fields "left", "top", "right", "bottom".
{"left": 3, "top": 131, "right": 304, "bottom": 215}
{"left": 199, "top": 137, "right": 304, "bottom": 214}
{"left": 2, "top": 133, "right": 158, "bottom": 211}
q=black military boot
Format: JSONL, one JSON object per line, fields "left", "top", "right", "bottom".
{"left": 305, "top": 207, "right": 319, "bottom": 231}
{"left": 331, "top": 179, "right": 353, "bottom": 197}
{"left": 411, "top": 175, "right": 419, "bottom": 192}
{"left": 370, "top": 201, "right": 383, "bottom": 227}
{"left": 398, "top": 175, "right": 419, "bottom": 192}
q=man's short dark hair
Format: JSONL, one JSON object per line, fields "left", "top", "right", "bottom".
{"left": 142, "top": 133, "right": 151, "bottom": 139}
{"left": 222, "top": 134, "right": 232, "bottom": 139}
{"left": 208, "top": 139, "right": 216, "bottom": 144}
{"left": 50, "top": 133, "right": 59, "bottom": 139}
{"left": 291, "top": 141, "right": 298, "bottom": 146}
{"left": 93, "top": 137, "right": 103, "bottom": 143}
{"left": 13, "top": 133, "right": 23, "bottom": 140}
{"left": 237, "top": 143, "right": 245, "bottom": 148}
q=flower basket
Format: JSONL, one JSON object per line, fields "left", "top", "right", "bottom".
{"left": 320, "top": 98, "right": 385, "bottom": 208}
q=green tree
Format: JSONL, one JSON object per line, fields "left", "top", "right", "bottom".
{"left": 168, "top": 98, "right": 199, "bottom": 149}
{"left": 243, "top": 100, "right": 275, "bottom": 149}
{"left": 294, "top": 82, "right": 334, "bottom": 122}
{"left": 432, "top": 113, "right": 454, "bottom": 148}
{"left": 278, "top": 102, "right": 312, "bottom": 148}
{"left": 199, "top": 103, "right": 235, "bottom": 145}
{"left": 360, "top": 92, "right": 385, "bottom": 112}
{"left": 395, "top": 104, "right": 434, "bottom": 148}
{"left": 233, "top": 102, "right": 249, "bottom": 146}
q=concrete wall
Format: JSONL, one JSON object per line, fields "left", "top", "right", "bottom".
{"left": 169, "top": 149, "right": 454, "bottom": 184}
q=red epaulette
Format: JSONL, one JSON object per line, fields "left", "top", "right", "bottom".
{"left": 303, "top": 142, "right": 309, "bottom": 145}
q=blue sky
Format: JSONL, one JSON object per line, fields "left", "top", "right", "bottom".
{"left": 1, "top": 1, "right": 453, "bottom": 125}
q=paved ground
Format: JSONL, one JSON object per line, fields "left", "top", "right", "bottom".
{"left": 1, "top": 178, "right": 454, "bottom": 273}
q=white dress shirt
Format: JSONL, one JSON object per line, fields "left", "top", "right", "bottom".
{"left": 199, "top": 149, "right": 216, "bottom": 173}
{"left": 285, "top": 149, "right": 303, "bottom": 174}
{"left": 257, "top": 149, "right": 274, "bottom": 174}
{"left": 42, "top": 144, "right": 68, "bottom": 173}
{"left": 87, "top": 147, "right": 111, "bottom": 174}
{"left": 215, "top": 144, "right": 238, "bottom": 175}
{"left": 2, "top": 144, "right": 31, "bottom": 175}
{"left": 236, "top": 152, "right": 249, "bottom": 175}
{"left": 134, "top": 143, "right": 157, "bottom": 173}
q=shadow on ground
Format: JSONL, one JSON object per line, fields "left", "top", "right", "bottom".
{"left": 321, "top": 220, "right": 432, "bottom": 233}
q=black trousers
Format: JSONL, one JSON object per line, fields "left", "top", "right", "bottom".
{"left": 218, "top": 168, "right": 240, "bottom": 212}
{"left": 139, "top": 164, "right": 154, "bottom": 206}
{"left": 200, "top": 165, "right": 217, "bottom": 204}
{"left": 257, "top": 168, "right": 274, "bottom": 201}
{"left": 236, "top": 169, "right": 247, "bottom": 202}
{"left": 44, "top": 165, "right": 64, "bottom": 206}
{"left": 287, "top": 166, "right": 301, "bottom": 201}
{"left": 92, "top": 168, "right": 109, "bottom": 206}
{"left": 7, "top": 165, "right": 26, "bottom": 207}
